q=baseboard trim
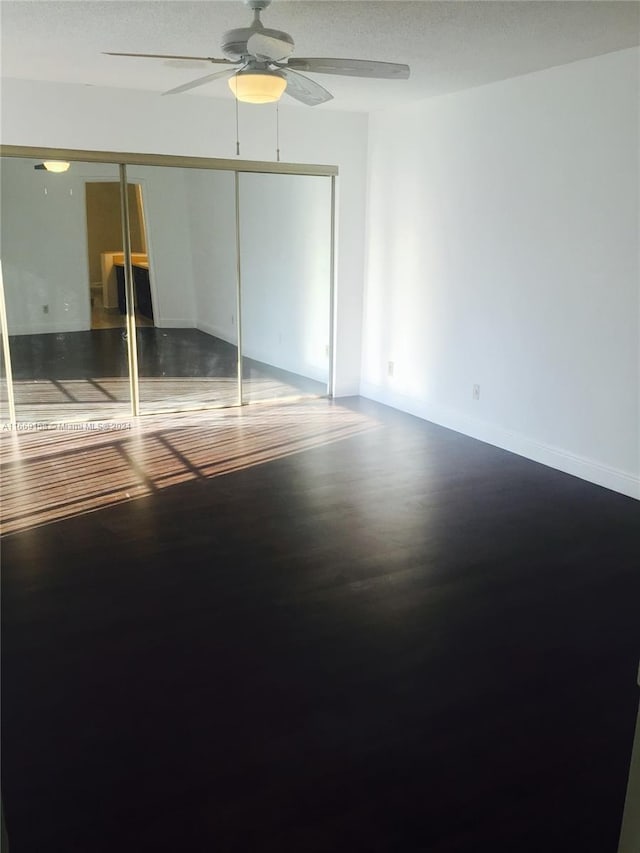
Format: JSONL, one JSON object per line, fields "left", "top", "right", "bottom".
{"left": 359, "top": 383, "right": 640, "bottom": 500}
{"left": 195, "top": 321, "right": 235, "bottom": 345}
{"left": 155, "top": 318, "right": 196, "bottom": 329}
{"left": 8, "top": 321, "right": 88, "bottom": 336}
{"left": 333, "top": 383, "right": 361, "bottom": 398}
{"left": 194, "top": 324, "right": 327, "bottom": 384}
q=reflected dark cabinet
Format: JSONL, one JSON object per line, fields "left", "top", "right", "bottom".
{"left": 115, "top": 263, "right": 154, "bottom": 322}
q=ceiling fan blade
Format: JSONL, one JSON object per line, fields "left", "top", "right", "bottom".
{"left": 286, "top": 58, "right": 410, "bottom": 79}
{"left": 103, "top": 52, "right": 233, "bottom": 64}
{"left": 247, "top": 32, "right": 294, "bottom": 62}
{"left": 162, "top": 67, "right": 235, "bottom": 96}
{"left": 281, "top": 69, "right": 333, "bottom": 107}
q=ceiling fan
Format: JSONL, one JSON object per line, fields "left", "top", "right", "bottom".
{"left": 104, "top": 0, "right": 410, "bottom": 106}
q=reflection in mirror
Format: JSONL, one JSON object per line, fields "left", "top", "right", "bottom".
{"left": 128, "top": 166, "right": 240, "bottom": 414}
{"left": 0, "top": 155, "right": 335, "bottom": 423}
{"left": 239, "top": 172, "right": 331, "bottom": 404}
{"left": 86, "top": 181, "right": 152, "bottom": 330}
{"left": 0, "top": 158, "right": 132, "bottom": 422}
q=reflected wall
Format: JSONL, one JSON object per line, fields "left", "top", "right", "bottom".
{"left": 0, "top": 157, "right": 131, "bottom": 423}
{"left": 239, "top": 173, "right": 331, "bottom": 403}
{"left": 128, "top": 165, "right": 240, "bottom": 413}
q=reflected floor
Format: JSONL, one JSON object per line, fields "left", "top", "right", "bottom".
{"left": 90, "top": 287, "right": 153, "bottom": 330}
{"left": 4, "top": 328, "right": 326, "bottom": 420}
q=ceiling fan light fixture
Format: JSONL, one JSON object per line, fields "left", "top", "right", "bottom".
{"left": 42, "top": 161, "right": 71, "bottom": 173}
{"left": 228, "top": 70, "right": 286, "bottom": 104}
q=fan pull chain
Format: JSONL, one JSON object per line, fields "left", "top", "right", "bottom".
{"left": 235, "top": 91, "right": 240, "bottom": 156}
{"left": 276, "top": 102, "right": 280, "bottom": 162}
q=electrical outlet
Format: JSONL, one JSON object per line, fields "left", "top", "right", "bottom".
{"left": 473, "top": 384, "right": 480, "bottom": 400}
{"left": 388, "top": 361, "right": 394, "bottom": 378}
{"left": 43, "top": 305, "right": 49, "bottom": 314}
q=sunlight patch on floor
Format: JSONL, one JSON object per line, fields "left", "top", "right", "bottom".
{"left": 4, "top": 373, "right": 326, "bottom": 423}
{"left": 0, "top": 400, "right": 380, "bottom": 535}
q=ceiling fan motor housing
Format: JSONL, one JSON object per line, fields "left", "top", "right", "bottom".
{"left": 104, "top": 0, "right": 409, "bottom": 105}
{"left": 222, "top": 27, "right": 294, "bottom": 61}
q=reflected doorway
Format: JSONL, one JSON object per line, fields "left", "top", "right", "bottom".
{"left": 85, "top": 182, "right": 154, "bottom": 330}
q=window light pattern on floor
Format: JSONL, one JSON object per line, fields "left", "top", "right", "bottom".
{"left": 0, "top": 401, "right": 380, "bottom": 536}
{"left": 2, "top": 374, "right": 325, "bottom": 422}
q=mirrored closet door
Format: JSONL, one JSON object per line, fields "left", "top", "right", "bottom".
{"left": 0, "top": 150, "right": 336, "bottom": 423}
{"left": 0, "top": 157, "right": 132, "bottom": 423}
{"left": 238, "top": 172, "right": 332, "bottom": 404}
{"left": 126, "top": 165, "right": 239, "bottom": 415}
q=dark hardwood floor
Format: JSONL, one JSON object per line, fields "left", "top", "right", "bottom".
{"left": 6, "top": 328, "right": 326, "bottom": 420}
{"left": 7, "top": 327, "right": 263, "bottom": 381}
{"left": 1, "top": 397, "right": 639, "bottom": 852}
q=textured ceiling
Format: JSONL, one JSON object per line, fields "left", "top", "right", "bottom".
{"left": 1, "top": 0, "right": 638, "bottom": 112}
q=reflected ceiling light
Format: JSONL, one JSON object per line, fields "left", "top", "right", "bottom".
{"left": 36, "top": 161, "right": 71, "bottom": 173}
{"left": 228, "top": 70, "right": 286, "bottom": 104}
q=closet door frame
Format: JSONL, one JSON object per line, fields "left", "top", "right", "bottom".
{"left": 0, "top": 146, "right": 338, "bottom": 421}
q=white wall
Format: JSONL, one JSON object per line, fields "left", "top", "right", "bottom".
{"left": 362, "top": 48, "right": 639, "bottom": 498}
{"left": 0, "top": 157, "right": 198, "bottom": 333}
{"left": 0, "top": 158, "right": 117, "bottom": 334}
{"left": 0, "top": 79, "right": 368, "bottom": 395}
{"left": 183, "top": 168, "right": 332, "bottom": 381}
{"left": 238, "top": 172, "right": 331, "bottom": 381}
{"left": 182, "top": 168, "right": 237, "bottom": 344}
